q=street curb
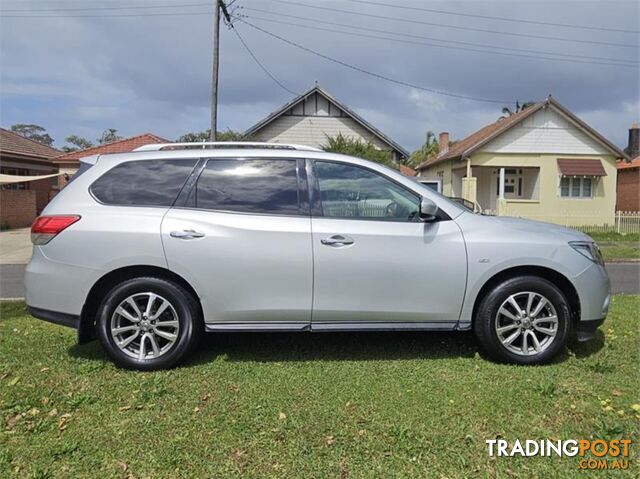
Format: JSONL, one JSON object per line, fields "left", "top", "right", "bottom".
{"left": 0, "top": 297, "right": 25, "bottom": 302}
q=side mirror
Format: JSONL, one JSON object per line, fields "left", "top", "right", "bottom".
{"left": 419, "top": 197, "right": 439, "bottom": 221}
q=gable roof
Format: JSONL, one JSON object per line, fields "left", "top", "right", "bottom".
{"left": 0, "top": 127, "right": 61, "bottom": 160}
{"left": 416, "top": 96, "right": 628, "bottom": 170}
{"left": 53, "top": 133, "right": 168, "bottom": 164}
{"left": 243, "top": 85, "right": 409, "bottom": 158}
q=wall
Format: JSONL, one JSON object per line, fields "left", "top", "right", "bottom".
{"left": 471, "top": 152, "right": 618, "bottom": 224}
{"left": 616, "top": 168, "right": 640, "bottom": 211}
{"left": 0, "top": 190, "right": 37, "bottom": 228}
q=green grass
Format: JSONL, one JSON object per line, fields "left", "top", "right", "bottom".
{"left": 587, "top": 233, "right": 640, "bottom": 261}
{"left": 1, "top": 297, "right": 639, "bottom": 478}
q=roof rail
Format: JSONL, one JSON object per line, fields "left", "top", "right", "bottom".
{"left": 132, "top": 142, "right": 322, "bottom": 152}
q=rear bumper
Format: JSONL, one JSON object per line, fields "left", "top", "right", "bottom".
{"left": 27, "top": 306, "right": 79, "bottom": 329}
{"left": 576, "top": 317, "right": 605, "bottom": 342}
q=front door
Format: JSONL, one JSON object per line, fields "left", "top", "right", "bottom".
{"left": 310, "top": 160, "right": 467, "bottom": 327}
{"left": 162, "top": 158, "right": 312, "bottom": 327}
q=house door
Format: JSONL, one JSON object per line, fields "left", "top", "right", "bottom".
{"left": 495, "top": 168, "right": 523, "bottom": 200}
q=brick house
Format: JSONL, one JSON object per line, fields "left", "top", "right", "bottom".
{"left": 0, "top": 128, "right": 60, "bottom": 228}
{"left": 616, "top": 123, "right": 639, "bottom": 212}
{"left": 52, "top": 133, "right": 168, "bottom": 189}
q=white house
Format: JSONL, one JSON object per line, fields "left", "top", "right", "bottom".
{"left": 243, "top": 84, "right": 409, "bottom": 162}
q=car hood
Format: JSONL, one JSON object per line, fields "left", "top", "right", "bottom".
{"left": 465, "top": 213, "right": 593, "bottom": 243}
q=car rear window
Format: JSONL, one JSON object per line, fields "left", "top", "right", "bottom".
{"left": 193, "top": 159, "right": 302, "bottom": 215}
{"left": 90, "top": 159, "right": 197, "bottom": 206}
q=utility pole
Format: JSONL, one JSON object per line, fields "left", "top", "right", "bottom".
{"left": 210, "top": 0, "right": 231, "bottom": 141}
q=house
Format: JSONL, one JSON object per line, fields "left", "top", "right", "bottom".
{"left": 243, "top": 84, "right": 409, "bottom": 163}
{"left": 616, "top": 123, "right": 639, "bottom": 212}
{"left": 52, "top": 133, "right": 168, "bottom": 189}
{"left": 416, "top": 96, "right": 628, "bottom": 225}
{"left": 0, "top": 128, "right": 61, "bottom": 228}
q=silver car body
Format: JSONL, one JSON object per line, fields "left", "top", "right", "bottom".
{"left": 25, "top": 147, "right": 610, "bottom": 335}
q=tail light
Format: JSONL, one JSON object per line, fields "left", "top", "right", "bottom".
{"left": 31, "top": 215, "right": 81, "bottom": 245}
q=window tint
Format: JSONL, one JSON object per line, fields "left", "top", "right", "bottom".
{"left": 314, "top": 161, "right": 420, "bottom": 221}
{"left": 194, "top": 159, "right": 302, "bottom": 214}
{"left": 90, "top": 159, "right": 197, "bottom": 206}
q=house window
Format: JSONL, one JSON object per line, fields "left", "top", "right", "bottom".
{"left": 0, "top": 167, "right": 30, "bottom": 190}
{"left": 560, "top": 176, "right": 593, "bottom": 198}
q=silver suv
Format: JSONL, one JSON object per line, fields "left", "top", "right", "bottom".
{"left": 25, "top": 142, "right": 610, "bottom": 370}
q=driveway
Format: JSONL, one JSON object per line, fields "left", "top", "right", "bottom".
{"left": 0, "top": 228, "right": 31, "bottom": 265}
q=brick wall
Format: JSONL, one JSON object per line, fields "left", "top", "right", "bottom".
{"left": 616, "top": 168, "right": 640, "bottom": 211}
{"left": 0, "top": 190, "right": 37, "bottom": 228}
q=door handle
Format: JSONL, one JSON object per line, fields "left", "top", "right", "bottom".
{"left": 170, "top": 229, "right": 205, "bottom": 239}
{"left": 321, "top": 234, "right": 354, "bottom": 247}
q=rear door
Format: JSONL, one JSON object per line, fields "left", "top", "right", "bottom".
{"left": 161, "top": 158, "right": 313, "bottom": 328}
{"left": 309, "top": 159, "right": 467, "bottom": 327}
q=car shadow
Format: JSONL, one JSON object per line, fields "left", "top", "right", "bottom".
{"left": 68, "top": 329, "right": 606, "bottom": 368}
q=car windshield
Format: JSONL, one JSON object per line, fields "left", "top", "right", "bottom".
{"left": 407, "top": 177, "right": 473, "bottom": 214}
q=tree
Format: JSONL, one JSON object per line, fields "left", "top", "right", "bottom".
{"left": 176, "top": 129, "right": 243, "bottom": 142}
{"left": 500, "top": 101, "right": 536, "bottom": 119}
{"left": 322, "top": 133, "right": 395, "bottom": 167}
{"left": 10, "top": 124, "right": 54, "bottom": 146}
{"left": 61, "top": 135, "right": 94, "bottom": 152}
{"left": 408, "top": 130, "right": 439, "bottom": 167}
{"left": 97, "top": 128, "right": 122, "bottom": 144}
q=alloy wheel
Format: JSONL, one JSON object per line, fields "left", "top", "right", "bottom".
{"left": 110, "top": 292, "right": 180, "bottom": 360}
{"left": 494, "top": 292, "right": 558, "bottom": 356}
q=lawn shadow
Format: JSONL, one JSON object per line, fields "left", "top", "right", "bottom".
{"left": 184, "top": 330, "right": 480, "bottom": 366}
{"left": 568, "top": 329, "right": 606, "bottom": 359}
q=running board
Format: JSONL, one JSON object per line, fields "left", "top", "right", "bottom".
{"left": 205, "top": 321, "right": 459, "bottom": 333}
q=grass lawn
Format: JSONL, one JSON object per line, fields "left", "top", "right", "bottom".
{"left": 1, "top": 297, "right": 639, "bottom": 478}
{"left": 587, "top": 232, "right": 640, "bottom": 262}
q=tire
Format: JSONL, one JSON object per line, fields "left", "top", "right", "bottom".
{"left": 474, "top": 276, "right": 570, "bottom": 365}
{"left": 96, "top": 277, "right": 202, "bottom": 370}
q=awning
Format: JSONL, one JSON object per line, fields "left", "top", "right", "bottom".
{"left": 0, "top": 173, "right": 62, "bottom": 184}
{"left": 557, "top": 159, "right": 607, "bottom": 176}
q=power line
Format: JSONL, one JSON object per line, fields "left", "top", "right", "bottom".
{"left": 236, "top": 19, "right": 513, "bottom": 105}
{"left": 244, "top": 8, "right": 638, "bottom": 66}
{"left": 344, "top": 0, "right": 639, "bottom": 34}
{"left": 266, "top": 0, "right": 638, "bottom": 49}
{"left": 232, "top": 25, "right": 300, "bottom": 96}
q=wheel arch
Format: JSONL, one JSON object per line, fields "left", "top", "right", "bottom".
{"left": 470, "top": 265, "right": 581, "bottom": 327}
{"left": 78, "top": 265, "right": 202, "bottom": 344}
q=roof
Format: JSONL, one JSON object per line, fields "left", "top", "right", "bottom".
{"left": 400, "top": 164, "right": 416, "bottom": 176}
{"left": 243, "top": 85, "right": 409, "bottom": 158}
{"left": 53, "top": 133, "right": 168, "bottom": 163}
{"left": 0, "top": 127, "right": 61, "bottom": 159}
{"left": 618, "top": 156, "right": 640, "bottom": 171}
{"left": 416, "top": 96, "right": 628, "bottom": 170}
{"left": 557, "top": 158, "right": 607, "bottom": 176}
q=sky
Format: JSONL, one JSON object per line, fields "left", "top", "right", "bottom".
{"left": 0, "top": 0, "right": 638, "bottom": 152}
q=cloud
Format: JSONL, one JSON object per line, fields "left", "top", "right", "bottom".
{"left": 0, "top": 0, "right": 637, "bottom": 151}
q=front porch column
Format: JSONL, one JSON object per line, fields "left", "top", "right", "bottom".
{"left": 461, "top": 158, "right": 477, "bottom": 205}
{"left": 497, "top": 167, "right": 508, "bottom": 215}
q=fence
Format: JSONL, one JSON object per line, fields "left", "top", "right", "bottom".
{"left": 482, "top": 210, "right": 640, "bottom": 234}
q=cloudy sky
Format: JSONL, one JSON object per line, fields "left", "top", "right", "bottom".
{"left": 1, "top": 0, "right": 638, "bottom": 152}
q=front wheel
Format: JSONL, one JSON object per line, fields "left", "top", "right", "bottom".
{"left": 96, "top": 277, "right": 202, "bottom": 370}
{"left": 474, "top": 276, "right": 570, "bottom": 364}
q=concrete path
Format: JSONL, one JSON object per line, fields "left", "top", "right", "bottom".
{"left": 0, "top": 228, "right": 31, "bottom": 265}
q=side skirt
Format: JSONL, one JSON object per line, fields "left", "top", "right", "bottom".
{"left": 205, "top": 321, "right": 460, "bottom": 333}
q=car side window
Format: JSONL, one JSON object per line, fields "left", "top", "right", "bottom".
{"left": 194, "top": 159, "right": 303, "bottom": 215}
{"left": 314, "top": 161, "right": 420, "bottom": 221}
{"left": 90, "top": 159, "right": 197, "bottom": 206}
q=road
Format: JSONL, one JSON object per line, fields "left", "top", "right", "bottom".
{"left": 1, "top": 263, "right": 638, "bottom": 300}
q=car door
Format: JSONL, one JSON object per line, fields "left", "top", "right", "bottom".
{"left": 161, "top": 157, "right": 313, "bottom": 328}
{"left": 309, "top": 159, "right": 467, "bottom": 328}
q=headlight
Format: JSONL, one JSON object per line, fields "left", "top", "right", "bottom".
{"left": 569, "top": 241, "right": 604, "bottom": 266}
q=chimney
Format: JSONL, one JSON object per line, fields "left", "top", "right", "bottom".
{"left": 628, "top": 122, "right": 639, "bottom": 158}
{"left": 438, "top": 132, "right": 449, "bottom": 155}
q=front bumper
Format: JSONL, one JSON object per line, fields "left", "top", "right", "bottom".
{"left": 576, "top": 317, "right": 605, "bottom": 342}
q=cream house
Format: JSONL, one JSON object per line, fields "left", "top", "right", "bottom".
{"left": 243, "top": 84, "right": 408, "bottom": 163}
{"left": 416, "top": 96, "right": 628, "bottom": 226}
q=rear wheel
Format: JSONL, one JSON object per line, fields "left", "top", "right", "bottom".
{"left": 96, "top": 277, "right": 202, "bottom": 370}
{"left": 474, "top": 276, "right": 570, "bottom": 364}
